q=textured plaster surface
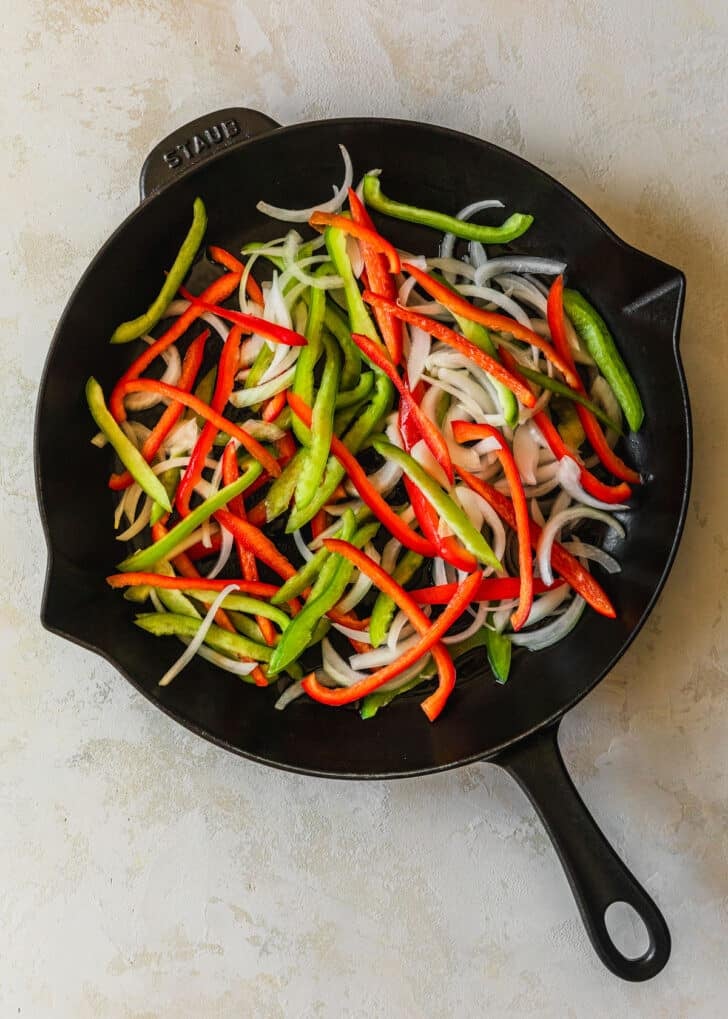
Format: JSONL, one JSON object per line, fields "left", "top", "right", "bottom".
{"left": 1, "top": 0, "right": 727, "bottom": 1015}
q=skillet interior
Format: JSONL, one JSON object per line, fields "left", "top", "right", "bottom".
{"left": 36, "top": 118, "right": 689, "bottom": 777}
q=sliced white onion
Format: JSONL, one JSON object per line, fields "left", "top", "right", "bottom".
{"left": 387, "top": 610, "right": 415, "bottom": 651}
{"left": 557, "top": 457, "right": 629, "bottom": 511}
{"left": 190, "top": 643, "right": 258, "bottom": 677}
{"left": 474, "top": 257, "right": 566, "bottom": 286}
{"left": 456, "top": 284, "right": 532, "bottom": 329}
{"left": 158, "top": 583, "right": 240, "bottom": 687}
{"left": 350, "top": 632, "right": 421, "bottom": 671}
{"left": 163, "top": 418, "right": 200, "bottom": 457}
{"left": 229, "top": 365, "right": 296, "bottom": 407}
{"left": 410, "top": 438, "right": 450, "bottom": 489}
{"left": 511, "top": 596, "right": 586, "bottom": 651}
{"left": 206, "top": 522, "right": 235, "bottom": 579}
{"left": 495, "top": 275, "right": 549, "bottom": 315}
{"left": 274, "top": 681, "right": 306, "bottom": 710}
{"left": 469, "top": 240, "right": 488, "bottom": 269}
{"left": 125, "top": 340, "right": 182, "bottom": 411}
{"left": 530, "top": 498, "right": 546, "bottom": 527}
{"left": 439, "top": 199, "right": 505, "bottom": 263}
{"left": 279, "top": 254, "right": 343, "bottom": 291}
{"left": 116, "top": 496, "right": 152, "bottom": 542}
{"left": 442, "top": 599, "right": 490, "bottom": 644}
{"left": 426, "top": 256, "right": 477, "bottom": 281}
{"left": 239, "top": 334, "right": 266, "bottom": 367}
{"left": 590, "top": 376, "right": 622, "bottom": 446}
{"left": 256, "top": 144, "right": 353, "bottom": 222}
{"left": 523, "top": 585, "right": 571, "bottom": 627}
{"left": 406, "top": 326, "right": 431, "bottom": 389}
{"left": 336, "top": 544, "right": 378, "bottom": 613}
{"left": 454, "top": 485, "right": 507, "bottom": 567}
{"left": 537, "top": 506, "right": 625, "bottom": 585}
{"left": 322, "top": 637, "right": 366, "bottom": 686}
{"left": 292, "top": 528, "right": 314, "bottom": 563}
{"left": 562, "top": 539, "right": 621, "bottom": 573}
{"left": 513, "top": 424, "right": 539, "bottom": 486}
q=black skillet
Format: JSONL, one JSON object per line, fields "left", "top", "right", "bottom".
{"left": 35, "top": 110, "right": 691, "bottom": 981}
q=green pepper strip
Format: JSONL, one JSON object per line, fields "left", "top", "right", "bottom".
{"left": 369, "top": 550, "right": 424, "bottom": 648}
{"left": 432, "top": 272, "right": 519, "bottom": 428}
{"left": 285, "top": 373, "right": 393, "bottom": 532}
{"left": 86, "top": 377, "right": 172, "bottom": 512}
{"left": 372, "top": 439, "right": 502, "bottom": 571}
{"left": 516, "top": 363, "right": 623, "bottom": 435}
{"left": 486, "top": 627, "right": 512, "bottom": 684}
{"left": 135, "top": 612, "right": 273, "bottom": 664}
{"left": 111, "top": 197, "right": 207, "bottom": 344}
{"left": 265, "top": 451, "right": 304, "bottom": 522}
{"left": 118, "top": 460, "right": 262, "bottom": 571}
{"left": 360, "top": 668, "right": 431, "bottom": 719}
{"left": 150, "top": 467, "right": 181, "bottom": 526}
{"left": 362, "top": 176, "right": 533, "bottom": 245}
{"left": 294, "top": 333, "right": 341, "bottom": 510}
{"left": 245, "top": 343, "right": 274, "bottom": 391}
{"left": 292, "top": 279, "right": 326, "bottom": 445}
{"left": 562, "top": 288, "right": 644, "bottom": 432}
{"left": 335, "top": 372, "right": 374, "bottom": 409}
{"left": 268, "top": 510, "right": 357, "bottom": 674}
{"left": 184, "top": 591, "right": 290, "bottom": 629}
{"left": 272, "top": 519, "right": 379, "bottom": 606}
{"left": 326, "top": 225, "right": 377, "bottom": 378}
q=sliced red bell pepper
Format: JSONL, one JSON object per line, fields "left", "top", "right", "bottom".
{"left": 403, "top": 262, "right": 582, "bottom": 389}
{"left": 109, "top": 329, "right": 209, "bottom": 491}
{"left": 308, "top": 211, "right": 401, "bottom": 273}
{"left": 452, "top": 420, "right": 533, "bottom": 631}
{"left": 310, "top": 509, "right": 328, "bottom": 540}
{"left": 410, "top": 577, "right": 561, "bottom": 604}
{"left": 176, "top": 325, "right": 244, "bottom": 515}
{"left": 214, "top": 510, "right": 297, "bottom": 581}
{"left": 207, "top": 246, "right": 264, "bottom": 305}
{"left": 117, "top": 378, "right": 281, "bottom": 478}
{"left": 107, "top": 569, "right": 302, "bottom": 615}
{"left": 110, "top": 269, "right": 241, "bottom": 421}
{"left": 221, "top": 441, "right": 276, "bottom": 647}
{"left": 350, "top": 331, "right": 454, "bottom": 483}
{"left": 177, "top": 285, "right": 307, "bottom": 347}
{"left": 362, "top": 291, "right": 537, "bottom": 408}
{"left": 547, "top": 276, "right": 641, "bottom": 485}
{"left": 302, "top": 543, "right": 482, "bottom": 720}
{"left": 262, "top": 389, "right": 287, "bottom": 422}
{"left": 287, "top": 392, "right": 437, "bottom": 558}
{"left": 348, "top": 188, "right": 403, "bottom": 364}
{"left": 456, "top": 470, "right": 616, "bottom": 618}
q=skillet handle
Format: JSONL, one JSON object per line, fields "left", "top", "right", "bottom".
{"left": 139, "top": 108, "right": 280, "bottom": 200}
{"left": 497, "top": 721, "right": 670, "bottom": 981}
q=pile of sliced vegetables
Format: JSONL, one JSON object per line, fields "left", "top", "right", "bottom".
{"left": 89, "top": 146, "right": 643, "bottom": 721}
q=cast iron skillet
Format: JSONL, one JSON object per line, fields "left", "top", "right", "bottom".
{"left": 35, "top": 110, "right": 691, "bottom": 981}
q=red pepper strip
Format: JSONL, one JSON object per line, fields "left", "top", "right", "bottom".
{"left": 547, "top": 276, "right": 641, "bottom": 485}
{"left": 150, "top": 520, "right": 238, "bottom": 636}
{"left": 184, "top": 532, "right": 223, "bottom": 561}
{"left": 347, "top": 188, "right": 403, "bottom": 364}
{"left": 176, "top": 325, "right": 245, "bottom": 515}
{"left": 308, "top": 212, "right": 401, "bottom": 274}
{"left": 496, "top": 346, "right": 632, "bottom": 506}
{"left": 107, "top": 569, "right": 303, "bottom": 616}
{"left": 457, "top": 471, "right": 617, "bottom": 618}
{"left": 326, "top": 608, "right": 371, "bottom": 631}
{"left": 402, "top": 263, "right": 582, "bottom": 390}
{"left": 117, "top": 379, "right": 281, "bottom": 478}
{"left": 110, "top": 270, "right": 241, "bottom": 421}
{"left": 262, "top": 389, "right": 287, "bottom": 422}
{"left": 287, "top": 392, "right": 437, "bottom": 557}
{"left": 222, "top": 442, "right": 276, "bottom": 647}
{"left": 214, "top": 510, "right": 297, "bottom": 581}
{"left": 109, "top": 329, "right": 209, "bottom": 491}
{"left": 397, "top": 384, "right": 477, "bottom": 571}
{"left": 411, "top": 577, "right": 561, "bottom": 605}
{"left": 207, "top": 246, "right": 264, "bottom": 305}
{"left": 350, "top": 331, "right": 454, "bottom": 483}
{"left": 276, "top": 431, "right": 297, "bottom": 460}
{"left": 451, "top": 421, "right": 533, "bottom": 631}
{"left": 363, "top": 291, "right": 537, "bottom": 408}
{"left": 246, "top": 501, "right": 267, "bottom": 527}
{"left": 310, "top": 509, "right": 328, "bottom": 540}
{"left": 177, "top": 286, "right": 306, "bottom": 347}
{"left": 303, "top": 543, "right": 482, "bottom": 720}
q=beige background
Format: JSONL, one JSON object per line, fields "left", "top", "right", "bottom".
{"left": 2, "top": 0, "right": 727, "bottom": 1015}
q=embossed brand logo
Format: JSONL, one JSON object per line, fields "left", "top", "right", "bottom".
{"left": 163, "top": 119, "right": 240, "bottom": 170}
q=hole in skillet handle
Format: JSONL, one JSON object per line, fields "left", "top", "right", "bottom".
{"left": 496, "top": 721, "right": 671, "bottom": 981}
{"left": 138, "top": 108, "right": 281, "bottom": 201}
